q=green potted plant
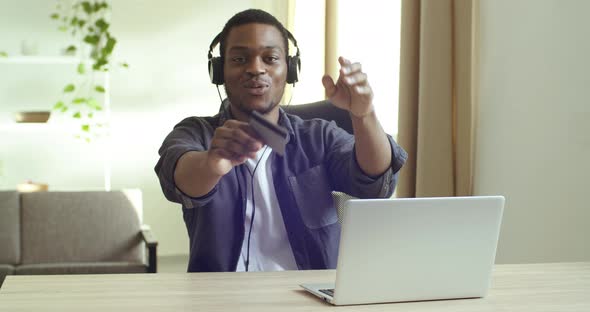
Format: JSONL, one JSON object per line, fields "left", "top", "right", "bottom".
{"left": 50, "top": 0, "right": 126, "bottom": 141}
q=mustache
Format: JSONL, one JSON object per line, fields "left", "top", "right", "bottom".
{"left": 243, "top": 78, "right": 271, "bottom": 88}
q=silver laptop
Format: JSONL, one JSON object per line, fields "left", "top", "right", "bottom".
{"left": 300, "top": 196, "right": 505, "bottom": 305}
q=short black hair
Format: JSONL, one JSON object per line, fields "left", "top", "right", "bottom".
{"left": 219, "top": 9, "right": 289, "bottom": 60}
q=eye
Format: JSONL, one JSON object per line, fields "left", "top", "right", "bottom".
{"left": 231, "top": 56, "right": 246, "bottom": 64}
{"left": 264, "top": 56, "right": 280, "bottom": 63}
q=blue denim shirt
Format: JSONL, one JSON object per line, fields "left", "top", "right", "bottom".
{"left": 155, "top": 101, "right": 407, "bottom": 272}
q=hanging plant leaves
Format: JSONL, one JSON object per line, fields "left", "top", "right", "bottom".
{"left": 77, "top": 63, "right": 86, "bottom": 74}
{"left": 95, "top": 18, "right": 109, "bottom": 32}
{"left": 104, "top": 36, "right": 116, "bottom": 55}
{"left": 53, "top": 101, "right": 65, "bottom": 110}
{"left": 93, "top": 58, "right": 107, "bottom": 71}
{"left": 94, "top": 1, "right": 108, "bottom": 11}
{"left": 81, "top": 2, "right": 92, "bottom": 14}
{"left": 51, "top": 0, "right": 125, "bottom": 141}
{"left": 63, "top": 84, "right": 75, "bottom": 93}
{"left": 72, "top": 97, "right": 86, "bottom": 104}
{"left": 87, "top": 98, "right": 103, "bottom": 110}
{"left": 83, "top": 34, "right": 100, "bottom": 45}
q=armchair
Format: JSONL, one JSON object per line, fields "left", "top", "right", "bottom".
{"left": 0, "top": 189, "right": 157, "bottom": 288}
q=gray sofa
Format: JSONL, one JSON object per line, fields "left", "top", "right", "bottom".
{"left": 0, "top": 190, "right": 157, "bottom": 288}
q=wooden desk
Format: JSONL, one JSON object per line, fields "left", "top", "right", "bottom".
{"left": 0, "top": 262, "right": 588, "bottom": 311}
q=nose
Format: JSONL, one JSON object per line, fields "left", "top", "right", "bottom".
{"left": 246, "top": 57, "right": 266, "bottom": 76}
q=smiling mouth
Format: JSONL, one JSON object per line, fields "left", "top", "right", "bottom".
{"left": 244, "top": 82, "right": 270, "bottom": 96}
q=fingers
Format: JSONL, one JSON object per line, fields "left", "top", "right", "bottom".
{"left": 322, "top": 75, "right": 337, "bottom": 97}
{"left": 338, "top": 56, "right": 350, "bottom": 67}
{"left": 210, "top": 120, "right": 264, "bottom": 163}
{"left": 353, "top": 84, "right": 372, "bottom": 94}
{"left": 343, "top": 72, "right": 368, "bottom": 87}
{"left": 338, "top": 56, "right": 373, "bottom": 95}
{"left": 224, "top": 120, "right": 263, "bottom": 146}
{"left": 339, "top": 57, "right": 361, "bottom": 74}
{"left": 339, "top": 58, "right": 366, "bottom": 85}
{"left": 212, "top": 147, "right": 251, "bottom": 164}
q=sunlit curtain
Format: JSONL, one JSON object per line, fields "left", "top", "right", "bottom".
{"left": 396, "top": 0, "right": 477, "bottom": 198}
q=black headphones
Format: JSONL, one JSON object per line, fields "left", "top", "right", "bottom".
{"left": 207, "top": 28, "right": 301, "bottom": 85}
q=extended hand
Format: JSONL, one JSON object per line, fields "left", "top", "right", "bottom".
{"left": 322, "top": 56, "right": 374, "bottom": 118}
{"left": 207, "top": 120, "right": 263, "bottom": 176}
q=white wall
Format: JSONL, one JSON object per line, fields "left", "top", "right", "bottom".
{"left": 0, "top": 0, "right": 288, "bottom": 257}
{"left": 475, "top": 0, "right": 590, "bottom": 263}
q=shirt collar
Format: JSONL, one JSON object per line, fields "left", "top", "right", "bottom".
{"left": 277, "top": 106, "right": 296, "bottom": 140}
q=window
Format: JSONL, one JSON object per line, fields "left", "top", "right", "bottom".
{"left": 291, "top": 0, "right": 402, "bottom": 137}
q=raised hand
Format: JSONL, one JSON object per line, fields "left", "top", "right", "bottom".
{"left": 322, "top": 56, "right": 374, "bottom": 118}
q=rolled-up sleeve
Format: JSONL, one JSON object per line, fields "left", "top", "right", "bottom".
{"left": 154, "top": 117, "right": 217, "bottom": 208}
{"left": 325, "top": 122, "right": 408, "bottom": 198}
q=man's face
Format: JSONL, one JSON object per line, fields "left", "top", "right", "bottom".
{"left": 223, "top": 23, "right": 287, "bottom": 115}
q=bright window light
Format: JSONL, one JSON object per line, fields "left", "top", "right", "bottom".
{"left": 290, "top": 0, "right": 401, "bottom": 137}
{"left": 290, "top": 0, "right": 326, "bottom": 106}
{"left": 338, "top": 0, "right": 401, "bottom": 136}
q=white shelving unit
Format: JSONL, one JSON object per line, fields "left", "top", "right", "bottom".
{"left": 0, "top": 56, "right": 81, "bottom": 65}
{"left": 0, "top": 55, "right": 112, "bottom": 191}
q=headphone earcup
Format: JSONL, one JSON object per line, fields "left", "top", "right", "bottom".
{"left": 209, "top": 57, "right": 224, "bottom": 85}
{"left": 286, "top": 55, "right": 300, "bottom": 84}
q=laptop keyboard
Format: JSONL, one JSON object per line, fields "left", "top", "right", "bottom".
{"left": 319, "top": 289, "right": 334, "bottom": 297}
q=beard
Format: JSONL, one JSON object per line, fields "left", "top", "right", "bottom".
{"left": 224, "top": 85, "right": 283, "bottom": 115}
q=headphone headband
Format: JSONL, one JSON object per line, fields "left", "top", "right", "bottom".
{"left": 208, "top": 32, "right": 222, "bottom": 61}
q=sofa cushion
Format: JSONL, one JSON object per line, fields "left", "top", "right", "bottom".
{"left": 15, "top": 262, "right": 147, "bottom": 275}
{"left": 0, "top": 264, "right": 15, "bottom": 275}
{"left": 0, "top": 191, "right": 20, "bottom": 264}
{"left": 20, "top": 191, "right": 144, "bottom": 264}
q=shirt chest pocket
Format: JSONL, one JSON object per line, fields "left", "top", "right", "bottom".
{"left": 288, "top": 164, "right": 338, "bottom": 229}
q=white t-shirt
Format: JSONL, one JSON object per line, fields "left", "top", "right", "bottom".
{"left": 236, "top": 147, "right": 298, "bottom": 272}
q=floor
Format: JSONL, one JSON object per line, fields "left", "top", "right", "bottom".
{"left": 158, "top": 254, "right": 190, "bottom": 273}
